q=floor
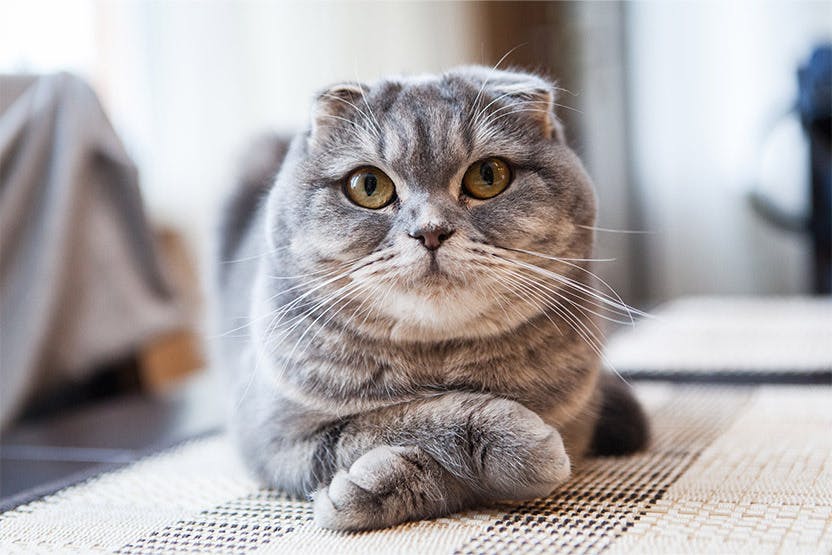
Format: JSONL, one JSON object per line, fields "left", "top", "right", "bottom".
{"left": 0, "top": 374, "right": 222, "bottom": 505}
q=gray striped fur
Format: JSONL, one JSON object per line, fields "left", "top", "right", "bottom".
{"left": 212, "top": 66, "right": 648, "bottom": 531}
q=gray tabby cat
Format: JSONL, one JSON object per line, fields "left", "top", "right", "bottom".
{"left": 214, "top": 66, "right": 648, "bottom": 531}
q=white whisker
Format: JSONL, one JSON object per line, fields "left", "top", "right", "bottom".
{"left": 577, "top": 224, "right": 653, "bottom": 235}
{"left": 220, "top": 245, "right": 290, "bottom": 265}
{"left": 470, "top": 44, "right": 528, "bottom": 126}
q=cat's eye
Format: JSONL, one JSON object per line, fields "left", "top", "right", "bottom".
{"left": 462, "top": 158, "right": 512, "bottom": 200}
{"left": 345, "top": 167, "right": 396, "bottom": 209}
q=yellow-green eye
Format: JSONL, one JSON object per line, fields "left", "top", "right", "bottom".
{"left": 345, "top": 166, "right": 396, "bottom": 209}
{"left": 462, "top": 158, "right": 512, "bottom": 199}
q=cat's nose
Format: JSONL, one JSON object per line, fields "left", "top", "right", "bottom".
{"left": 408, "top": 225, "right": 455, "bottom": 250}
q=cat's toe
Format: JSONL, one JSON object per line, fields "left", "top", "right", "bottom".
{"left": 479, "top": 400, "right": 571, "bottom": 499}
{"left": 313, "top": 445, "right": 441, "bottom": 530}
{"left": 344, "top": 445, "right": 403, "bottom": 494}
{"left": 314, "top": 471, "right": 367, "bottom": 530}
{"left": 315, "top": 450, "right": 404, "bottom": 531}
{"left": 512, "top": 430, "right": 571, "bottom": 500}
{"left": 312, "top": 485, "right": 339, "bottom": 529}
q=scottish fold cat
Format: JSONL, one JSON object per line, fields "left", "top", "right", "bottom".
{"left": 213, "top": 66, "right": 648, "bottom": 530}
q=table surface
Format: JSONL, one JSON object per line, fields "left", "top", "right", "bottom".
{"left": 0, "top": 374, "right": 222, "bottom": 504}
{"left": 3, "top": 296, "right": 830, "bottom": 508}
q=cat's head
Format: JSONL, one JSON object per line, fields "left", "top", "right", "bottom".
{"left": 266, "top": 66, "right": 596, "bottom": 341}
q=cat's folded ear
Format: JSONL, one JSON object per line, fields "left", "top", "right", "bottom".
{"left": 309, "top": 82, "right": 371, "bottom": 146}
{"left": 490, "top": 81, "right": 565, "bottom": 143}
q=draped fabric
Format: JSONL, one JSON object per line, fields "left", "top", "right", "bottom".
{"left": 0, "top": 73, "right": 182, "bottom": 428}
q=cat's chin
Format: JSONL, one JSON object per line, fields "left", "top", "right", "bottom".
{"left": 370, "top": 285, "right": 535, "bottom": 342}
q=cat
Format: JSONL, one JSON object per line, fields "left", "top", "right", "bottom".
{"left": 213, "top": 66, "right": 648, "bottom": 531}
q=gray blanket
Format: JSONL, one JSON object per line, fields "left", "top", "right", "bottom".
{"left": 0, "top": 73, "right": 183, "bottom": 428}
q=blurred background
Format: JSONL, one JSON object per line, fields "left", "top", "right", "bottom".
{"left": 1, "top": 0, "right": 830, "bottom": 502}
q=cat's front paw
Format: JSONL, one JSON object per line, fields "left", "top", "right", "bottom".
{"left": 314, "top": 445, "right": 453, "bottom": 531}
{"left": 477, "top": 399, "right": 571, "bottom": 500}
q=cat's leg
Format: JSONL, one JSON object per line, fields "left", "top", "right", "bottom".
{"left": 313, "top": 392, "right": 571, "bottom": 530}
{"left": 589, "top": 372, "right": 650, "bottom": 456}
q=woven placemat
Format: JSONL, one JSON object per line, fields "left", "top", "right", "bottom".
{"left": 606, "top": 297, "right": 832, "bottom": 383}
{"left": 1, "top": 383, "right": 830, "bottom": 554}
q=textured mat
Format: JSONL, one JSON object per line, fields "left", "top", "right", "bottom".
{"left": 1, "top": 384, "right": 830, "bottom": 554}
{"left": 606, "top": 297, "right": 832, "bottom": 383}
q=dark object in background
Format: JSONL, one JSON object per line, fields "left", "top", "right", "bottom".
{"left": 17, "top": 356, "right": 141, "bottom": 423}
{"left": 799, "top": 45, "right": 832, "bottom": 294}
{"left": 750, "top": 44, "right": 832, "bottom": 294}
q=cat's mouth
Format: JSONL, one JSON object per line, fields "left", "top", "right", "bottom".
{"left": 426, "top": 252, "right": 442, "bottom": 274}
{"left": 388, "top": 241, "right": 470, "bottom": 289}
{"left": 407, "top": 254, "right": 471, "bottom": 292}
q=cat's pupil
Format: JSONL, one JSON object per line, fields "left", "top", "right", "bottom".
{"left": 364, "top": 174, "right": 377, "bottom": 196}
{"left": 480, "top": 163, "right": 494, "bottom": 186}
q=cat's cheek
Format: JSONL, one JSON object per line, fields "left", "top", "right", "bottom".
{"left": 299, "top": 199, "right": 394, "bottom": 259}
{"left": 467, "top": 201, "right": 546, "bottom": 247}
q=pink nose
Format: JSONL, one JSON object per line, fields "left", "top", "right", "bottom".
{"left": 409, "top": 226, "right": 455, "bottom": 250}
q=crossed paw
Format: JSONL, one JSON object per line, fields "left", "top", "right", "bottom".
{"left": 314, "top": 409, "right": 570, "bottom": 531}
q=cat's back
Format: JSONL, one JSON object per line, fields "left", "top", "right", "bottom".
{"left": 213, "top": 133, "right": 291, "bottom": 374}
{"left": 218, "top": 133, "right": 292, "bottom": 269}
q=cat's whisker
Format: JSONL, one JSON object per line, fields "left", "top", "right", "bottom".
{"left": 316, "top": 113, "right": 378, "bottom": 144}
{"left": 353, "top": 276, "right": 396, "bottom": 334}
{"left": 475, "top": 97, "right": 553, "bottom": 128}
{"left": 279, "top": 278, "right": 374, "bottom": 368}
{"left": 500, "top": 265, "right": 636, "bottom": 327}
{"left": 491, "top": 268, "right": 563, "bottom": 336}
{"left": 552, "top": 85, "right": 579, "bottom": 98}
{"left": 219, "top": 252, "right": 381, "bottom": 340}
{"left": 466, "top": 242, "right": 645, "bottom": 330}
{"left": 502, "top": 270, "right": 630, "bottom": 326}
{"left": 261, "top": 288, "right": 341, "bottom": 347}
{"left": 298, "top": 276, "right": 387, "bottom": 362}
{"left": 321, "top": 93, "right": 382, "bottom": 140}
{"left": 546, "top": 295, "right": 625, "bottom": 383}
{"left": 262, "top": 247, "right": 395, "bottom": 345}
{"left": 265, "top": 259, "right": 368, "bottom": 297}
{"left": 470, "top": 43, "right": 528, "bottom": 124}
{"left": 220, "top": 244, "right": 291, "bottom": 265}
{"left": 354, "top": 80, "right": 384, "bottom": 141}
{"left": 472, "top": 94, "right": 545, "bottom": 129}
{"left": 490, "top": 245, "right": 649, "bottom": 323}
{"left": 263, "top": 259, "right": 379, "bottom": 333}
{"left": 218, "top": 269, "right": 351, "bottom": 339}
{"left": 308, "top": 278, "right": 378, "bottom": 343}
{"left": 267, "top": 255, "right": 365, "bottom": 282}
{"left": 480, "top": 108, "right": 562, "bottom": 130}
{"left": 482, "top": 254, "right": 633, "bottom": 323}
{"left": 490, "top": 263, "right": 601, "bottom": 342}
{"left": 485, "top": 261, "right": 620, "bottom": 379}
{"left": 501, "top": 246, "right": 619, "bottom": 266}
{"left": 507, "top": 277, "right": 629, "bottom": 379}
{"left": 577, "top": 224, "right": 653, "bottom": 235}
{"left": 265, "top": 278, "right": 363, "bottom": 350}
{"left": 552, "top": 101, "right": 583, "bottom": 115}
{"left": 466, "top": 241, "right": 638, "bottom": 317}
{"left": 474, "top": 271, "right": 526, "bottom": 333}
{"left": 256, "top": 282, "right": 363, "bottom": 402}
{"left": 509, "top": 257, "right": 641, "bottom": 323}
{"left": 233, "top": 340, "right": 264, "bottom": 412}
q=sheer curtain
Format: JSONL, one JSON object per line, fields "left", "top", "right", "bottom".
{"left": 2, "top": 0, "right": 483, "bottom": 257}
{"left": 4, "top": 0, "right": 829, "bottom": 305}
{"left": 625, "top": 1, "right": 831, "bottom": 301}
